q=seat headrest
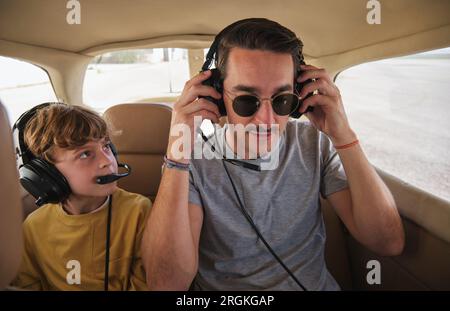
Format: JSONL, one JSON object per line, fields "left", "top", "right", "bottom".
{"left": 103, "top": 103, "right": 172, "bottom": 199}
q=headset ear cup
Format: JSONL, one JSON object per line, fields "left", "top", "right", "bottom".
{"left": 211, "top": 69, "right": 226, "bottom": 116}
{"left": 291, "top": 66, "right": 314, "bottom": 118}
{"left": 20, "top": 159, "right": 71, "bottom": 206}
{"left": 201, "top": 68, "right": 227, "bottom": 117}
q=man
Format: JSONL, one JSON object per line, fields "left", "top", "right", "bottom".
{"left": 142, "top": 18, "right": 404, "bottom": 290}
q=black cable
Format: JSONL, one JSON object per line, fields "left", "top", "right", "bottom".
{"left": 104, "top": 195, "right": 112, "bottom": 291}
{"left": 221, "top": 160, "right": 308, "bottom": 291}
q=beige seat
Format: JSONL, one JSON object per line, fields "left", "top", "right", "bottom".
{"left": 103, "top": 103, "right": 172, "bottom": 201}
{"left": 321, "top": 169, "right": 450, "bottom": 290}
{"left": 0, "top": 101, "right": 23, "bottom": 289}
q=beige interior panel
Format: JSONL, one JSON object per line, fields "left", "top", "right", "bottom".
{"left": 0, "top": 103, "right": 23, "bottom": 288}
{"left": 346, "top": 216, "right": 450, "bottom": 290}
{"left": 321, "top": 198, "right": 353, "bottom": 290}
{"left": 1, "top": 0, "right": 449, "bottom": 57}
{"left": 103, "top": 103, "right": 172, "bottom": 199}
{"left": 378, "top": 169, "right": 450, "bottom": 244}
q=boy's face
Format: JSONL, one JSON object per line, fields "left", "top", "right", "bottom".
{"left": 52, "top": 138, "right": 118, "bottom": 198}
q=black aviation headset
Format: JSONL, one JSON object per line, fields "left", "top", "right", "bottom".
{"left": 201, "top": 18, "right": 314, "bottom": 118}
{"left": 12, "top": 102, "right": 130, "bottom": 207}
{"left": 199, "top": 19, "right": 310, "bottom": 290}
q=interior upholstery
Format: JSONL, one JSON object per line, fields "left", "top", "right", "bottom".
{"left": 0, "top": 102, "right": 23, "bottom": 289}
{"left": 103, "top": 103, "right": 172, "bottom": 201}
{"left": 321, "top": 198, "right": 353, "bottom": 290}
{"left": 321, "top": 172, "right": 450, "bottom": 290}
{"left": 1, "top": 0, "right": 449, "bottom": 58}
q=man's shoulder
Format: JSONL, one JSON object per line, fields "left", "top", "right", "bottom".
{"left": 286, "top": 119, "right": 318, "bottom": 136}
{"left": 284, "top": 119, "right": 321, "bottom": 147}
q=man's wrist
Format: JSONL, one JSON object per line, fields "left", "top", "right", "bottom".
{"left": 163, "top": 155, "right": 190, "bottom": 171}
{"left": 330, "top": 128, "right": 358, "bottom": 147}
{"left": 166, "top": 140, "right": 190, "bottom": 164}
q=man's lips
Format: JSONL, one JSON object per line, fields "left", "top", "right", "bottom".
{"left": 248, "top": 130, "right": 273, "bottom": 136}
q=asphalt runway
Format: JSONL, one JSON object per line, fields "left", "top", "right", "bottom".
{"left": 336, "top": 56, "right": 450, "bottom": 202}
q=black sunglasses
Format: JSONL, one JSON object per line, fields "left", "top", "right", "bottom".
{"left": 226, "top": 92, "right": 300, "bottom": 117}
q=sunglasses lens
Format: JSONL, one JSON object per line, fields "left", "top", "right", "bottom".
{"left": 232, "top": 95, "right": 259, "bottom": 117}
{"left": 272, "top": 94, "right": 299, "bottom": 116}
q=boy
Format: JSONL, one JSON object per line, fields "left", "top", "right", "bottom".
{"left": 12, "top": 103, "right": 151, "bottom": 290}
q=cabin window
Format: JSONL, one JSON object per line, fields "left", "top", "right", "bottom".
{"left": 335, "top": 47, "right": 450, "bottom": 202}
{"left": 83, "top": 48, "right": 189, "bottom": 111}
{"left": 0, "top": 56, "right": 57, "bottom": 125}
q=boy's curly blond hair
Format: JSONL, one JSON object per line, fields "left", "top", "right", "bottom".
{"left": 24, "top": 103, "right": 109, "bottom": 163}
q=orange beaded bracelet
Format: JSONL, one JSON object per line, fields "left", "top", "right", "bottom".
{"left": 334, "top": 139, "right": 359, "bottom": 150}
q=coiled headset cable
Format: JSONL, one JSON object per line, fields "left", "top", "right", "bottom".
{"left": 104, "top": 195, "right": 112, "bottom": 291}
{"left": 200, "top": 126, "right": 307, "bottom": 290}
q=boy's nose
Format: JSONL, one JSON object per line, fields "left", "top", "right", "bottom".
{"left": 98, "top": 149, "right": 114, "bottom": 168}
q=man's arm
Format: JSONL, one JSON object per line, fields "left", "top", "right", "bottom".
{"left": 297, "top": 64, "right": 404, "bottom": 256}
{"left": 141, "top": 70, "right": 221, "bottom": 290}
{"left": 326, "top": 142, "right": 404, "bottom": 256}
{"left": 141, "top": 167, "right": 204, "bottom": 290}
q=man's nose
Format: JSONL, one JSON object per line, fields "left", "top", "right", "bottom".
{"left": 253, "top": 99, "right": 276, "bottom": 125}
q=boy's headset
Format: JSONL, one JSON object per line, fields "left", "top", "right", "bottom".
{"left": 200, "top": 19, "right": 314, "bottom": 118}
{"left": 12, "top": 102, "right": 130, "bottom": 207}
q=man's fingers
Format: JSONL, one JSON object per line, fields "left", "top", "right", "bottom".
{"left": 299, "top": 79, "right": 337, "bottom": 98}
{"left": 178, "top": 84, "right": 222, "bottom": 108}
{"left": 192, "top": 109, "right": 220, "bottom": 124}
{"left": 298, "top": 67, "right": 332, "bottom": 83}
{"left": 185, "top": 70, "right": 213, "bottom": 88}
{"left": 299, "top": 94, "right": 334, "bottom": 113}
{"left": 182, "top": 98, "right": 221, "bottom": 119}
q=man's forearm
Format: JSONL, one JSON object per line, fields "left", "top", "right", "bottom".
{"left": 142, "top": 168, "right": 198, "bottom": 290}
{"left": 336, "top": 142, "right": 404, "bottom": 255}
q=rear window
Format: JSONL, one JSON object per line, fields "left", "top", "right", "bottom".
{"left": 335, "top": 47, "right": 450, "bottom": 202}
{"left": 0, "top": 56, "right": 57, "bottom": 125}
{"left": 83, "top": 48, "right": 189, "bottom": 112}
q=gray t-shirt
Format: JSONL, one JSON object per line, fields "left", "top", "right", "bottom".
{"left": 188, "top": 119, "right": 348, "bottom": 290}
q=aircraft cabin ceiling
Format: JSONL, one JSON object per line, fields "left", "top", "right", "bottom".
{"left": 0, "top": 0, "right": 449, "bottom": 57}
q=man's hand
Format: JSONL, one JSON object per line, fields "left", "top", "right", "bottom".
{"left": 167, "top": 70, "right": 221, "bottom": 162}
{"left": 297, "top": 64, "right": 357, "bottom": 146}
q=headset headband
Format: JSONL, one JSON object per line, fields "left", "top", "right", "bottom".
{"left": 13, "top": 102, "right": 60, "bottom": 167}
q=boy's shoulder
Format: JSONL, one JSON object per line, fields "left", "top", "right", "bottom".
{"left": 112, "top": 188, "right": 152, "bottom": 213}
{"left": 22, "top": 203, "right": 59, "bottom": 235}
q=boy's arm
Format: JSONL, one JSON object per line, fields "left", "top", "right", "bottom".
{"left": 10, "top": 224, "right": 43, "bottom": 290}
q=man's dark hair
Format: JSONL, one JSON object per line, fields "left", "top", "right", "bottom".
{"left": 215, "top": 18, "right": 304, "bottom": 79}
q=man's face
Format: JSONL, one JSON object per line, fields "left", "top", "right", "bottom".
{"left": 222, "top": 47, "right": 295, "bottom": 157}
{"left": 52, "top": 138, "right": 118, "bottom": 198}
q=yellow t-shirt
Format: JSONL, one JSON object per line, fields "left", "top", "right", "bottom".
{"left": 12, "top": 188, "right": 151, "bottom": 291}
